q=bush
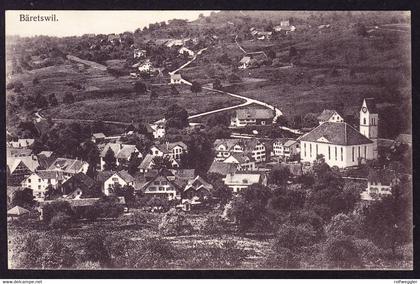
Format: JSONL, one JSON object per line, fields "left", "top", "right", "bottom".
{"left": 274, "top": 223, "right": 317, "bottom": 251}
{"left": 84, "top": 234, "right": 111, "bottom": 267}
{"left": 266, "top": 247, "right": 300, "bottom": 269}
{"left": 200, "top": 215, "right": 227, "bottom": 235}
{"left": 325, "top": 236, "right": 361, "bottom": 269}
{"left": 158, "top": 208, "right": 194, "bottom": 236}
{"left": 49, "top": 212, "right": 72, "bottom": 229}
{"left": 42, "top": 200, "right": 74, "bottom": 224}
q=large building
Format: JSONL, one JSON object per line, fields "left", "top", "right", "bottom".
{"left": 230, "top": 108, "right": 275, "bottom": 127}
{"left": 299, "top": 122, "right": 376, "bottom": 168}
{"left": 214, "top": 138, "right": 267, "bottom": 163}
{"left": 359, "top": 98, "right": 379, "bottom": 140}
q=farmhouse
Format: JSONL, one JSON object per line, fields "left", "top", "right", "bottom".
{"left": 7, "top": 156, "right": 40, "bottom": 185}
{"left": 214, "top": 138, "right": 267, "bottom": 163}
{"left": 141, "top": 169, "right": 181, "bottom": 200}
{"left": 150, "top": 141, "right": 188, "bottom": 160}
{"left": 223, "top": 172, "right": 268, "bottom": 193}
{"left": 208, "top": 160, "right": 238, "bottom": 176}
{"left": 178, "top": 46, "right": 195, "bottom": 57}
{"left": 222, "top": 152, "right": 256, "bottom": 171}
{"left": 7, "top": 147, "right": 32, "bottom": 158}
{"left": 133, "top": 49, "right": 147, "bottom": 59}
{"left": 231, "top": 108, "right": 275, "bottom": 127}
{"left": 61, "top": 172, "right": 96, "bottom": 196}
{"left": 91, "top": 133, "right": 106, "bottom": 143}
{"left": 103, "top": 171, "right": 135, "bottom": 196}
{"left": 182, "top": 176, "right": 214, "bottom": 200}
{"left": 238, "top": 56, "right": 252, "bottom": 69}
{"left": 21, "top": 171, "right": 65, "bottom": 200}
{"left": 317, "top": 109, "right": 344, "bottom": 125}
{"left": 272, "top": 139, "right": 300, "bottom": 159}
{"left": 7, "top": 139, "right": 35, "bottom": 149}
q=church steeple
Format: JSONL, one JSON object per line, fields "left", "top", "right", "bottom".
{"left": 359, "top": 98, "right": 378, "bottom": 139}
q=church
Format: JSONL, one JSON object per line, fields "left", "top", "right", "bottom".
{"left": 299, "top": 98, "right": 378, "bottom": 168}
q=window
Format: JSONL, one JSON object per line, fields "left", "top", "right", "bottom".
{"left": 341, "top": 147, "right": 343, "bottom": 161}
{"left": 112, "top": 177, "right": 119, "bottom": 182}
{"left": 28, "top": 178, "right": 31, "bottom": 183}
{"left": 159, "top": 187, "right": 164, "bottom": 191}
{"left": 352, "top": 147, "right": 355, "bottom": 162}
{"left": 364, "top": 146, "right": 367, "bottom": 158}
{"left": 316, "top": 144, "right": 318, "bottom": 156}
{"left": 358, "top": 146, "right": 361, "bottom": 157}
{"left": 161, "top": 181, "right": 168, "bottom": 185}
{"left": 363, "top": 118, "right": 366, "bottom": 125}
{"left": 309, "top": 143, "right": 312, "bottom": 157}
{"left": 48, "top": 179, "right": 51, "bottom": 184}
{"left": 38, "top": 178, "right": 41, "bottom": 182}
{"left": 154, "top": 181, "right": 160, "bottom": 185}
{"left": 335, "top": 147, "right": 337, "bottom": 161}
{"left": 328, "top": 146, "right": 331, "bottom": 160}
{"left": 304, "top": 143, "right": 306, "bottom": 157}
{"left": 38, "top": 185, "right": 41, "bottom": 190}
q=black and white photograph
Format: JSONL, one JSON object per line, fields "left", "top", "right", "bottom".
{"left": 5, "top": 10, "right": 413, "bottom": 271}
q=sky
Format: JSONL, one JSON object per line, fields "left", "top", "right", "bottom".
{"left": 6, "top": 10, "right": 215, "bottom": 37}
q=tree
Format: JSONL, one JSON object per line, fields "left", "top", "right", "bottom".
{"left": 32, "top": 77, "right": 40, "bottom": 85}
{"left": 302, "top": 113, "right": 319, "bottom": 128}
{"left": 165, "top": 104, "right": 189, "bottom": 129}
{"left": 134, "top": 81, "right": 147, "bottom": 95}
{"left": 49, "top": 212, "right": 72, "bottom": 229}
{"left": 10, "top": 188, "right": 34, "bottom": 209}
{"left": 213, "top": 79, "right": 222, "bottom": 90}
{"left": 63, "top": 92, "right": 75, "bottom": 104}
{"left": 191, "top": 81, "right": 202, "bottom": 95}
{"left": 325, "top": 236, "right": 361, "bottom": 268}
{"left": 84, "top": 233, "right": 111, "bottom": 267}
{"left": 269, "top": 166, "right": 290, "bottom": 186}
{"left": 152, "top": 156, "right": 173, "bottom": 170}
{"left": 48, "top": 93, "right": 58, "bottom": 106}
{"left": 289, "top": 46, "right": 298, "bottom": 59}
{"left": 158, "top": 208, "right": 193, "bottom": 236}
{"left": 231, "top": 184, "right": 273, "bottom": 233}
{"left": 274, "top": 223, "right": 317, "bottom": 251}
{"left": 42, "top": 200, "right": 74, "bottom": 225}
{"left": 34, "top": 93, "right": 48, "bottom": 109}
{"left": 114, "top": 184, "right": 135, "bottom": 205}
{"left": 171, "top": 85, "right": 179, "bottom": 96}
{"left": 103, "top": 148, "right": 117, "bottom": 171}
{"left": 268, "top": 186, "right": 305, "bottom": 213}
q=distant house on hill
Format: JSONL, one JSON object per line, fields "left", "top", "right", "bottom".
{"left": 170, "top": 73, "right": 182, "bottom": 84}
{"left": 230, "top": 108, "right": 275, "bottom": 127}
{"left": 91, "top": 133, "right": 106, "bottom": 143}
{"left": 317, "top": 109, "right": 344, "bottom": 125}
{"left": 361, "top": 168, "right": 398, "bottom": 201}
{"left": 133, "top": 49, "right": 147, "bottom": 59}
{"left": 108, "top": 34, "right": 121, "bottom": 44}
{"left": 7, "top": 139, "right": 34, "bottom": 149}
{"left": 239, "top": 56, "right": 252, "bottom": 69}
{"left": 178, "top": 47, "right": 195, "bottom": 58}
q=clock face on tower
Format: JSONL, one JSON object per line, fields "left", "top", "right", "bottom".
{"left": 362, "top": 107, "right": 367, "bottom": 113}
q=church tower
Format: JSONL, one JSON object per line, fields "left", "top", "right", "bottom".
{"left": 359, "top": 98, "right": 378, "bottom": 139}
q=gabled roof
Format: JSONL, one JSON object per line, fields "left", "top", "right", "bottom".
{"left": 236, "top": 108, "right": 274, "bottom": 120}
{"left": 299, "top": 122, "right": 373, "bottom": 146}
{"left": 34, "top": 170, "right": 64, "bottom": 180}
{"left": 209, "top": 160, "right": 238, "bottom": 176}
{"left": 225, "top": 152, "right": 253, "bottom": 164}
{"left": 110, "top": 171, "right": 135, "bottom": 183}
{"left": 62, "top": 172, "right": 96, "bottom": 189}
{"left": 214, "top": 138, "right": 264, "bottom": 152}
{"left": 38, "top": 151, "right": 54, "bottom": 158}
{"left": 153, "top": 141, "right": 188, "bottom": 154}
{"left": 100, "top": 143, "right": 138, "bottom": 159}
{"left": 170, "top": 169, "right": 196, "bottom": 180}
{"left": 138, "top": 153, "right": 155, "bottom": 170}
{"left": 92, "top": 133, "right": 106, "bottom": 139}
{"left": 7, "top": 147, "right": 32, "bottom": 157}
{"left": 7, "top": 206, "right": 29, "bottom": 216}
{"left": 185, "top": 176, "right": 214, "bottom": 192}
{"left": 47, "top": 158, "right": 88, "bottom": 174}
{"left": 141, "top": 170, "right": 181, "bottom": 192}
{"left": 240, "top": 56, "right": 251, "bottom": 64}
{"left": 7, "top": 156, "right": 40, "bottom": 173}
{"left": 171, "top": 73, "right": 182, "bottom": 79}
{"left": 284, "top": 140, "right": 298, "bottom": 147}
{"left": 273, "top": 138, "right": 289, "bottom": 146}
{"left": 96, "top": 171, "right": 115, "bottom": 183}
{"left": 317, "top": 109, "right": 339, "bottom": 122}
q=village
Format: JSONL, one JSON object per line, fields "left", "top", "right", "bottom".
{"left": 5, "top": 11, "right": 412, "bottom": 270}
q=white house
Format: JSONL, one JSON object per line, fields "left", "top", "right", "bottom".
{"left": 361, "top": 168, "right": 398, "bottom": 201}
{"left": 170, "top": 73, "right": 182, "bottom": 84}
{"left": 238, "top": 56, "right": 252, "bottom": 69}
{"left": 149, "top": 123, "right": 166, "bottom": 139}
{"left": 7, "top": 139, "right": 35, "bottom": 149}
{"left": 178, "top": 47, "right": 195, "bottom": 57}
{"left": 299, "top": 121, "right": 377, "bottom": 168}
{"left": 149, "top": 141, "right": 188, "bottom": 160}
{"left": 223, "top": 172, "right": 268, "bottom": 193}
{"left": 214, "top": 139, "right": 267, "bottom": 163}
{"left": 141, "top": 170, "right": 180, "bottom": 200}
{"left": 272, "top": 139, "right": 300, "bottom": 159}
{"left": 103, "top": 171, "right": 135, "bottom": 196}
{"left": 317, "top": 109, "right": 344, "bottom": 125}
{"left": 134, "top": 49, "right": 146, "bottom": 59}
{"left": 222, "top": 152, "right": 256, "bottom": 171}
{"left": 21, "top": 171, "right": 65, "bottom": 200}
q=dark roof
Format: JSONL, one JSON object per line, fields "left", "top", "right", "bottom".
{"left": 236, "top": 108, "right": 274, "bottom": 120}
{"left": 317, "top": 109, "right": 338, "bottom": 122}
{"left": 115, "top": 171, "right": 135, "bottom": 183}
{"left": 299, "top": 122, "right": 373, "bottom": 146}
{"left": 208, "top": 161, "right": 238, "bottom": 176}
{"left": 364, "top": 98, "right": 377, "bottom": 113}
{"left": 62, "top": 172, "right": 96, "bottom": 189}
{"left": 7, "top": 147, "right": 32, "bottom": 157}
{"left": 96, "top": 171, "right": 115, "bottom": 183}
{"left": 368, "top": 168, "right": 396, "bottom": 185}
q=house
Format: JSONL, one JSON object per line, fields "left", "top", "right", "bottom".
{"left": 100, "top": 143, "right": 142, "bottom": 171}
{"left": 299, "top": 122, "right": 377, "bottom": 168}
{"left": 272, "top": 139, "right": 300, "bottom": 159}
{"left": 134, "top": 59, "right": 153, "bottom": 73}
{"left": 256, "top": 31, "right": 272, "bottom": 40}
{"left": 134, "top": 49, "right": 147, "bottom": 59}
{"left": 141, "top": 169, "right": 181, "bottom": 200}
{"left": 7, "top": 139, "right": 35, "bottom": 149}
{"left": 222, "top": 152, "right": 256, "bottom": 171}
{"left": 61, "top": 172, "right": 97, "bottom": 196}
{"left": 21, "top": 171, "right": 65, "bottom": 200}
{"left": 178, "top": 46, "right": 195, "bottom": 58}
{"left": 149, "top": 123, "right": 166, "bottom": 139}
{"left": 7, "top": 156, "right": 40, "bottom": 185}
{"left": 238, "top": 56, "right": 252, "bottom": 69}
{"left": 37, "top": 152, "right": 57, "bottom": 170}
{"left": 108, "top": 34, "right": 121, "bottom": 44}
{"left": 182, "top": 175, "right": 213, "bottom": 200}
{"left": 91, "top": 133, "right": 106, "bottom": 143}
{"left": 214, "top": 138, "right": 267, "bottom": 163}
{"left": 280, "top": 20, "right": 290, "bottom": 27}
{"left": 47, "top": 158, "right": 89, "bottom": 178}
{"left": 361, "top": 168, "right": 398, "bottom": 201}
{"left": 208, "top": 160, "right": 238, "bottom": 176}
{"left": 150, "top": 141, "right": 188, "bottom": 160}
{"left": 317, "top": 109, "right": 344, "bottom": 125}
{"left": 170, "top": 73, "right": 182, "bottom": 84}
{"left": 166, "top": 39, "right": 186, "bottom": 48}
{"left": 223, "top": 172, "right": 268, "bottom": 193}
{"left": 103, "top": 171, "right": 135, "bottom": 196}
{"left": 274, "top": 25, "right": 296, "bottom": 33}
{"left": 230, "top": 108, "right": 275, "bottom": 127}
{"left": 394, "top": 134, "right": 412, "bottom": 148}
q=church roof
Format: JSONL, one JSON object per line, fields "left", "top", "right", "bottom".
{"left": 299, "top": 122, "right": 373, "bottom": 146}
{"left": 364, "top": 98, "right": 377, "bottom": 113}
